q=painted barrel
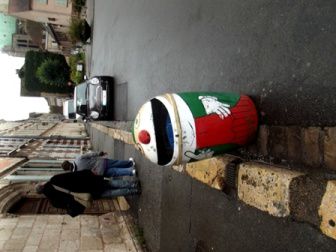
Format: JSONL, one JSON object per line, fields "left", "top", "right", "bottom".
{"left": 133, "top": 92, "right": 258, "bottom": 166}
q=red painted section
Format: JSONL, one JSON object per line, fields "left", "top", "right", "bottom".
{"left": 195, "top": 95, "right": 258, "bottom": 148}
{"left": 138, "top": 130, "right": 151, "bottom": 144}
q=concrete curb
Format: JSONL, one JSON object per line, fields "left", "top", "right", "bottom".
{"left": 91, "top": 123, "right": 134, "bottom": 145}
{"left": 90, "top": 122, "right": 336, "bottom": 241}
{"left": 319, "top": 180, "right": 336, "bottom": 239}
{"left": 112, "top": 200, "right": 144, "bottom": 252}
{"left": 237, "top": 162, "right": 304, "bottom": 217}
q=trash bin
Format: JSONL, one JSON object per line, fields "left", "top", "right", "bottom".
{"left": 133, "top": 92, "right": 258, "bottom": 166}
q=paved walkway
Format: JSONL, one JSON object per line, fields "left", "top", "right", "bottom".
{"left": 0, "top": 205, "right": 141, "bottom": 252}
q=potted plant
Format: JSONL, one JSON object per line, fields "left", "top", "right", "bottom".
{"left": 69, "top": 18, "right": 91, "bottom": 44}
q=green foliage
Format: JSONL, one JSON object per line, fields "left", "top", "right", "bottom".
{"left": 69, "top": 52, "right": 85, "bottom": 84}
{"left": 72, "top": 0, "right": 86, "bottom": 13}
{"left": 36, "top": 58, "right": 70, "bottom": 86}
{"left": 23, "top": 50, "right": 72, "bottom": 93}
{"left": 68, "top": 18, "right": 91, "bottom": 43}
{"left": 17, "top": 66, "right": 24, "bottom": 78}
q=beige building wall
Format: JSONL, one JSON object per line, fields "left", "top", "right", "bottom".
{"left": 47, "top": 122, "right": 87, "bottom": 138}
{"left": 12, "top": 0, "right": 72, "bottom": 26}
{"left": 0, "top": 0, "right": 8, "bottom": 13}
{"left": 46, "top": 32, "right": 61, "bottom": 53}
{"left": 0, "top": 122, "right": 24, "bottom": 135}
{"left": 12, "top": 33, "right": 40, "bottom": 54}
{"left": 7, "top": 122, "right": 56, "bottom": 137}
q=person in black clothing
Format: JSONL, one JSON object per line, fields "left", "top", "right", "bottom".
{"left": 35, "top": 170, "right": 140, "bottom": 217}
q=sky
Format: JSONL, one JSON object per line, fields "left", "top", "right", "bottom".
{"left": 0, "top": 53, "right": 49, "bottom": 121}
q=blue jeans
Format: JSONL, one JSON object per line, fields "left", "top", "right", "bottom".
{"left": 101, "top": 179, "right": 139, "bottom": 198}
{"left": 104, "top": 159, "right": 134, "bottom": 177}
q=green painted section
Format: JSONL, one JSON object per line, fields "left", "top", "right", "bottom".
{"left": 0, "top": 13, "right": 16, "bottom": 48}
{"left": 178, "top": 92, "right": 240, "bottom": 118}
{"left": 194, "top": 143, "right": 239, "bottom": 157}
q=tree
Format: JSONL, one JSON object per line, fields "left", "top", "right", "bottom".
{"left": 22, "top": 50, "right": 72, "bottom": 93}
{"left": 36, "top": 58, "right": 70, "bottom": 86}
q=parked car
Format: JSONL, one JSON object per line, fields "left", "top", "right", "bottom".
{"left": 74, "top": 76, "right": 114, "bottom": 120}
{"left": 62, "top": 99, "right": 76, "bottom": 119}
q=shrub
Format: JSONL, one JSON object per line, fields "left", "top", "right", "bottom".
{"left": 69, "top": 52, "right": 85, "bottom": 84}
{"left": 68, "top": 18, "right": 91, "bottom": 43}
{"left": 36, "top": 58, "right": 70, "bottom": 86}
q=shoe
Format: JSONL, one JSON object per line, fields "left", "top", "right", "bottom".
{"left": 131, "top": 180, "right": 138, "bottom": 188}
{"left": 132, "top": 169, "right": 137, "bottom": 176}
{"left": 130, "top": 182, "right": 141, "bottom": 195}
{"left": 129, "top": 188, "right": 141, "bottom": 195}
{"left": 129, "top": 157, "right": 135, "bottom": 167}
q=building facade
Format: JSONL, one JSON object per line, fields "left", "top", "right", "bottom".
{"left": 0, "top": 115, "right": 91, "bottom": 207}
{"left": 8, "top": 0, "right": 75, "bottom": 55}
{"left": 0, "top": 12, "right": 16, "bottom": 49}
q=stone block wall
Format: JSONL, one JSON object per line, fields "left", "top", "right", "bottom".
{"left": 242, "top": 126, "right": 336, "bottom": 171}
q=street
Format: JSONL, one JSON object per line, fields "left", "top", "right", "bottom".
{"left": 85, "top": 1, "right": 336, "bottom": 251}
{"left": 88, "top": 0, "right": 336, "bottom": 126}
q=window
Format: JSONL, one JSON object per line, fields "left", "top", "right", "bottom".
{"left": 35, "top": 0, "right": 48, "bottom": 4}
{"left": 55, "top": 0, "right": 68, "bottom": 6}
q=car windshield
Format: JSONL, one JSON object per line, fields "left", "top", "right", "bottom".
{"left": 88, "top": 84, "right": 103, "bottom": 110}
{"left": 75, "top": 82, "right": 88, "bottom": 107}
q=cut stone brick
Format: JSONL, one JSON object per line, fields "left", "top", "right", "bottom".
{"left": 81, "top": 226, "right": 101, "bottom": 237}
{"left": 0, "top": 217, "right": 18, "bottom": 229}
{"left": 62, "top": 216, "right": 80, "bottom": 230}
{"left": 58, "top": 240, "right": 80, "bottom": 252}
{"left": 289, "top": 175, "right": 327, "bottom": 226}
{"left": 61, "top": 228, "right": 80, "bottom": 241}
{"left": 80, "top": 215, "right": 99, "bottom": 227}
{"left": 31, "top": 223, "right": 46, "bottom": 234}
{"left": 117, "top": 196, "right": 130, "bottom": 211}
{"left": 23, "top": 245, "right": 38, "bottom": 252}
{"left": 286, "top": 126, "right": 302, "bottom": 164}
{"left": 0, "top": 229, "right": 12, "bottom": 241}
{"left": 238, "top": 162, "right": 304, "bottom": 217}
{"left": 269, "top": 126, "right": 288, "bottom": 160}
{"left": 319, "top": 180, "right": 336, "bottom": 240}
{"left": 4, "top": 239, "right": 26, "bottom": 251}
{"left": 80, "top": 236, "right": 103, "bottom": 250}
{"left": 257, "top": 125, "right": 269, "bottom": 156}
{"left": 99, "top": 212, "right": 118, "bottom": 227}
{"left": 4, "top": 238, "right": 26, "bottom": 250}
{"left": 185, "top": 155, "right": 240, "bottom": 191}
{"left": 104, "top": 242, "right": 127, "bottom": 252}
{"left": 302, "top": 127, "right": 322, "bottom": 167}
{"left": 324, "top": 128, "right": 336, "bottom": 170}
{"left": 11, "top": 227, "right": 31, "bottom": 240}
{"left": 102, "top": 233, "right": 123, "bottom": 244}
{"left": 26, "top": 232, "right": 43, "bottom": 246}
{"left": 39, "top": 234, "right": 60, "bottom": 250}
{"left": 47, "top": 215, "right": 64, "bottom": 224}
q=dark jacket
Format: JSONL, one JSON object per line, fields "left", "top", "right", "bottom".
{"left": 42, "top": 182, "right": 85, "bottom": 217}
{"left": 42, "top": 170, "right": 107, "bottom": 217}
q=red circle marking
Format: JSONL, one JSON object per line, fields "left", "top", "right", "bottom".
{"left": 138, "top": 130, "right": 151, "bottom": 144}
